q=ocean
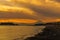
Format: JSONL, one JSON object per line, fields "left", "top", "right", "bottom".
{"left": 0, "top": 26, "right": 45, "bottom": 40}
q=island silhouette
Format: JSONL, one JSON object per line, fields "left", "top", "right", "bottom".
{"left": 0, "top": 22, "right": 18, "bottom": 25}
{"left": 0, "top": 22, "right": 34, "bottom": 26}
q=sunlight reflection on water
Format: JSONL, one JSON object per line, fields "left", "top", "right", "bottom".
{"left": 0, "top": 26, "right": 45, "bottom": 40}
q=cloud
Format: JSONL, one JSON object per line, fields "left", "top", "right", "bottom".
{"left": 50, "top": 0, "right": 60, "bottom": 3}
{"left": 0, "top": 11, "right": 36, "bottom": 19}
{"left": 0, "top": 0, "right": 60, "bottom": 22}
{"left": 18, "top": 2, "right": 60, "bottom": 18}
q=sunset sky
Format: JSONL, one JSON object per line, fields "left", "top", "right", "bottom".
{"left": 0, "top": 0, "right": 60, "bottom": 23}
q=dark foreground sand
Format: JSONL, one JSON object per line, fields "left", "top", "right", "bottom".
{"left": 25, "top": 22, "right": 60, "bottom": 40}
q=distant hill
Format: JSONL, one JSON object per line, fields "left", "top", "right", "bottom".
{"left": 0, "top": 22, "right": 35, "bottom": 26}
{"left": 34, "top": 21, "right": 60, "bottom": 26}
{"left": 45, "top": 21, "right": 60, "bottom": 25}
{"left": 0, "top": 22, "right": 18, "bottom": 25}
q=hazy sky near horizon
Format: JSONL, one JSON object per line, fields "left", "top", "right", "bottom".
{"left": 0, "top": 0, "right": 60, "bottom": 22}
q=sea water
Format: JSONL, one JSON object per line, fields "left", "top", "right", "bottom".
{"left": 0, "top": 26, "right": 45, "bottom": 40}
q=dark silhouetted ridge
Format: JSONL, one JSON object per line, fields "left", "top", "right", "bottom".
{"left": 34, "top": 22, "right": 60, "bottom": 26}
{"left": 0, "top": 22, "right": 18, "bottom": 25}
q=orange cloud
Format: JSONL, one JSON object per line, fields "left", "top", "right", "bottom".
{"left": 0, "top": 19, "right": 37, "bottom": 23}
{"left": 0, "top": 5, "right": 35, "bottom": 15}
{"left": 42, "top": 19, "right": 60, "bottom": 23}
{"left": 0, "top": 0, "right": 60, "bottom": 23}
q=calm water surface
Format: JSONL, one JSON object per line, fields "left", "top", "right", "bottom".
{"left": 0, "top": 26, "right": 45, "bottom": 40}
